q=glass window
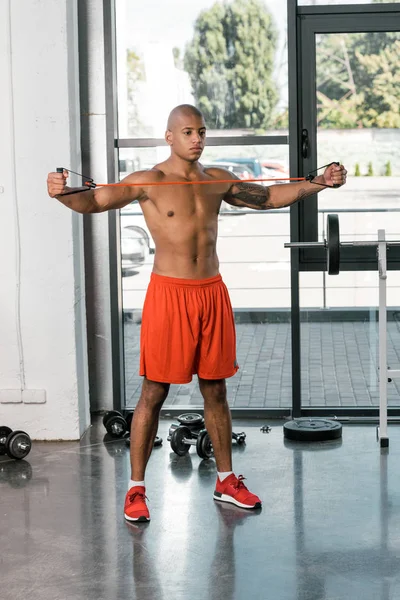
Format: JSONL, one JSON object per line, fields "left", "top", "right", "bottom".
{"left": 315, "top": 31, "right": 400, "bottom": 220}
{"left": 116, "top": 0, "right": 291, "bottom": 411}
{"left": 116, "top": 0, "right": 288, "bottom": 138}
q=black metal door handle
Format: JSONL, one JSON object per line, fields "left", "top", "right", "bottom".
{"left": 301, "top": 128, "right": 309, "bottom": 159}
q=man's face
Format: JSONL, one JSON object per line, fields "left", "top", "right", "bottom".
{"left": 166, "top": 113, "right": 207, "bottom": 161}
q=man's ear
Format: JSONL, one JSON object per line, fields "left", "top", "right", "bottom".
{"left": 165, "top": 129, "right": 173, "bottom": 146}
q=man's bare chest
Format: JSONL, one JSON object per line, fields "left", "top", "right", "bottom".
{"left": 145, "top": 186, "right": 223, "bottom": 218}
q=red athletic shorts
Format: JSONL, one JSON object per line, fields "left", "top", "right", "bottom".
{"left": 139, "top": 273, "right": 239, "bottom": 384}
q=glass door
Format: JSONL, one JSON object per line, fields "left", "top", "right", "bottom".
{"left": 297, "top": 7, "right": 400, "bottom": 413}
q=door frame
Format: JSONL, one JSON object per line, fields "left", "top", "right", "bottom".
{"left": 288, "top": 0, "right": 400, "bottom": 417}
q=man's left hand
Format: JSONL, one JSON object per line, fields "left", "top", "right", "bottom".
{"left": 322, "top": 163, "right": 347, "bottom": 188}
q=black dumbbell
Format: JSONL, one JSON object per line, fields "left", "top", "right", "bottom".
{"left": 0, "top": 426, "right": 32, "bottom": 460}
{"left": 0, "top": 427, "right": 12, "bottom": 456}
{"left": 232, "top": 431, "right": 246, "bottom": 445}
{"left": 102, "top": 410, "right": 133, "bottom": 437}
{"left": 103, "top": 409, "right": 162, "bottom": 447}
{"left": 168, "top": 418, "right": 246, "bottom": 450}
{"left": 169, "top": 425, "right": 213, "bottom": 459}
{"left": 167, "top": 413, "right": 205, "bottom": 439}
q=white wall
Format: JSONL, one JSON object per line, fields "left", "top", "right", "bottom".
{"left": 0, "top": 0, "right": 90, "bottom": 440}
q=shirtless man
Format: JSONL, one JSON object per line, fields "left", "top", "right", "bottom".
{"left": 47, "top": 104, "right": 347, "bottom": 523}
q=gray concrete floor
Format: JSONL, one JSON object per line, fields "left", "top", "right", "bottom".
{"left": 124, "top": 321, "right": 400, "bottom": 409}
{"left": 2, "top": 417, "right": 400, "bottom": 599}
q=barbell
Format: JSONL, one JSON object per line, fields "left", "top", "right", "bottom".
{"left": 284, "top": 214, "right": 400, "bottom": 275}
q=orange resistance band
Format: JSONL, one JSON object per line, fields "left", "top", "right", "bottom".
{"left": 84, "top": 176, "right": 307, "bottom": 188}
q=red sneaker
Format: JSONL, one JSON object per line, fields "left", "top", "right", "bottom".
{"left": 124, "top": 486, "right": 150, "bottom": 522}
{"left": 213, "top": 474, "right": 262, "bottom": 509}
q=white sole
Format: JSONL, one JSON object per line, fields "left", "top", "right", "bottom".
{"left": 124, "top": 514, "right": 150, "bottom": 522}
{"left": 213, "top": 493, "right": 261, "bottom": 509}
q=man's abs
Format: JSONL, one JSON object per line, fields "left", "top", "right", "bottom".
{"left": 152, "top": 227, "right": 220, "bottom": 278}
{"left": 153, "top": 250, "right": 220, "bottom": 279}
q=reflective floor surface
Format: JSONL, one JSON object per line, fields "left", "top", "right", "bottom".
{"left": 1, "top": 416, "right": 400, "bottom": 600}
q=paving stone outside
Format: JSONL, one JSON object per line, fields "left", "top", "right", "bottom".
{"left": 124, "top": 321, "right": 400, "bottom": 409}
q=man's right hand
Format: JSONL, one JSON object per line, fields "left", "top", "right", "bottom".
{"left": 47, "top": 170, "right": 68, "bottom": 197}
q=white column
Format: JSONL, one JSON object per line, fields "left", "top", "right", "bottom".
{"left": 0, "top": 0, "right": 90, "bottom": 439}
{"left": 79, "top": 0, "right": 117, "bottom": 413}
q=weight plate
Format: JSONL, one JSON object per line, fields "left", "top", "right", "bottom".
{"left": 327, "top": 214, "right": 340, "bottom": 275}
{"left": 177, "top": 413, "right": 204, "bottom": 427}
{"left": 0, "top": 426, "right": 13, "bottom": 455}
{"left": 196, "top": 430, "right": 213, "bottom": 459}
{"left": 103, "top": 410, "right": 123, "bottom": 428}
{"left": 170, "top": 426, "right": 192, "bottom": 456}
{"left": 6, "top": 430, "right": 32, "bottom": 459}
{"left": 106, "top": 415, "right": 127, "bottom": 437}
{"left": 283, "top": 418, "right": 342, "bottom": 442}
{"left": 283, "top": 438, "right": 342, "bottom": 452}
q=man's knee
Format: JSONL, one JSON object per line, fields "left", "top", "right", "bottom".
{"left": 141, "top": 378, "right": 170, "bottom": 407}
{"left": 199, "top": 378, "right": 227, "bottom": 403}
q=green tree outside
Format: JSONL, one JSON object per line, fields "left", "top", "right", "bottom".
{"left": 184, "top": 0, "right": 278, "bottom": 130}
{"left": 316, "top": 32, "right": 400, "bottom": 129}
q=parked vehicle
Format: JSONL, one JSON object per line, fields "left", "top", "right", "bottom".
{"left": 120, "top": 208, "right": 154, "bottom": 273}
{"left": 261, "top": 161, "right": 290, "bottom": 183}
{"left": 214, "top": 157, "right": 264, "bottom": 179}
{"left": 214, "top": 158, "right": 290, "bottom": 185}
{"left": 203, "top": 160, "right": 254, "bottom": 180}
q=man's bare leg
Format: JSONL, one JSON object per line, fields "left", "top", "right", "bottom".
{"left": 198, "top": 378, "right": 232, "bottom": 472}
{"left": 198, "top": 377, "right": 261, "bottom": 509}
{"left": 130, "top": 377, "right": 170, "bottom": 481}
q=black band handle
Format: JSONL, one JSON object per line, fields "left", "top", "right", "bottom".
{"left": 56, "top": 167, "right": 64, "bottom": 173}
{"left": 331, "top": 161, "right": 341, "bottom": 188}
{"left": 308, "top": 162, "right": 341, "bottom": 189}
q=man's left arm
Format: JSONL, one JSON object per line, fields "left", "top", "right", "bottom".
{"left": 224, "top": 163, "right": 347, "bottom": 210}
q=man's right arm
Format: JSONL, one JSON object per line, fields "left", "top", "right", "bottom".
{"left": 47, "top": 170, "right": 151, "bottom": 214}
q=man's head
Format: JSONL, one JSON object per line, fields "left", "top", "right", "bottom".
{"left": 165, "top": 105, "right": 206, "bottom": 162}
